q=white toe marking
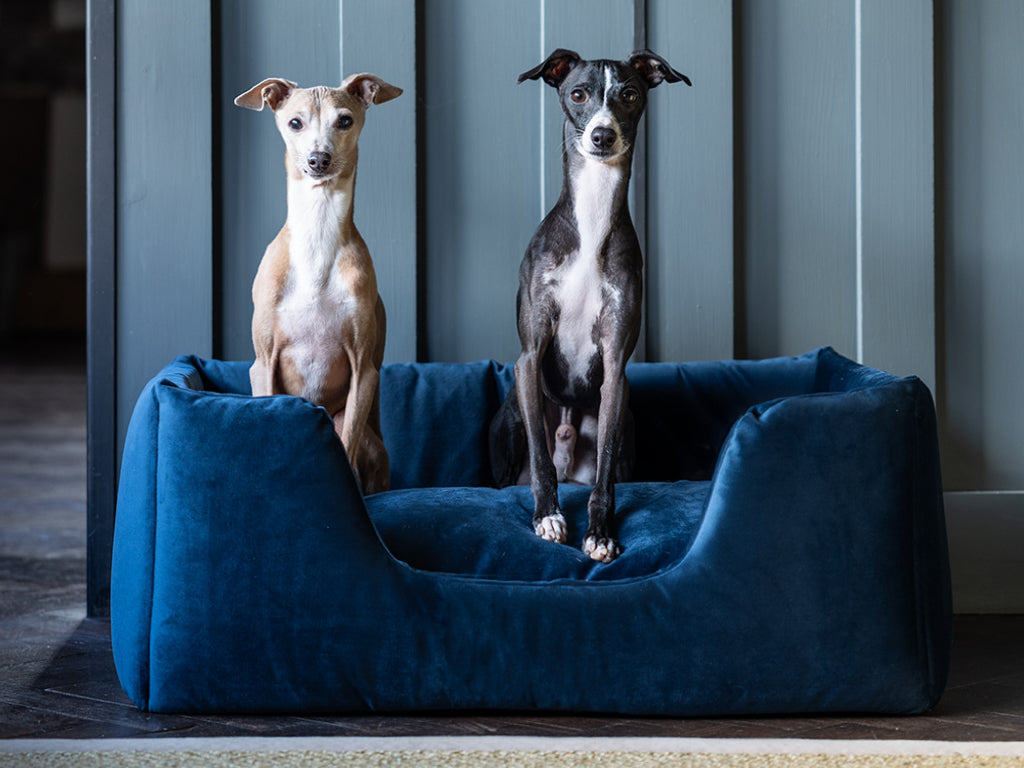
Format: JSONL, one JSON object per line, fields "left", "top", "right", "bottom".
{"left": 583, "top": 535, "right": 621, "bottom": 563}
{"left": 535, "top": 513, "right": 568, "bottom": 544}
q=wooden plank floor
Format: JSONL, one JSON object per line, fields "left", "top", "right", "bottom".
{"left": 2, "top": 353, "right": 1024, "bottom": 741}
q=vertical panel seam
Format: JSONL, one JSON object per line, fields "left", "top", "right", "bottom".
{"left": 932, "top": 0, "right": 946, "bottom": 409}
{"left": 732, "top": 0, "right": 746, "bottom": 359}
{"left": 416, "top": 0, "right": 427, "bottom": 361}
{"left": 854, "top": 0, "right": 864, "bottom": 362}
{"left": 634, "top": 0, "right": 647, "bottom": 362}
{"left": 87, "top": 0, "right": 118, "bottom": 617}
{"left": 210, "top": 0, "right": 223, "bottom": 360}
{"left": 338, "top": 0, "right": 345, "bottom": 75}
{"left": 539, "top": 0, "right": 547, "bottom": 217}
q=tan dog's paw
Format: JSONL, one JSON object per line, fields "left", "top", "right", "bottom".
{"left": 534, "top": 512, "right": 568, "bottom": 544}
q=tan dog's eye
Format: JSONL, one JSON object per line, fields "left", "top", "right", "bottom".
{"left": 288, "top": 118, "right": 303, "bottom": 131}
{"left": 338, "top": 115, "right": 354, "bottom": 130}
{"left": 570, "top": 88, "right": 587, "bottom": 103}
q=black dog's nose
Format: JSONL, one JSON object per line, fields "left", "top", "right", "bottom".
{"left": 307, "top": 152, "right": 332, "bottom": 173}
{"left": 590, "top": 126, "right": 617, "bottom": 151}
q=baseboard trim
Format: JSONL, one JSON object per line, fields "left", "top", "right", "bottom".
{"left": 946, "top": 491, "right": 1024, "bottom": 613}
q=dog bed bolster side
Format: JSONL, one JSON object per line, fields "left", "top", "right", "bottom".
{"left": 111, "top": 358, "right": 393, "bottom": 711}
{"left": 685, "top": 375, "right": 951, "bottom": 714}
{"left": 112, "top": 356, "right": 235, "bottom": 710}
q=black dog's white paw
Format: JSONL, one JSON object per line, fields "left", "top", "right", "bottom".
{"left": 583, "top": 535, "right": 621, "bottom": 563}
{"left": 535, "top": 512, "right": 568, "bottom": 544}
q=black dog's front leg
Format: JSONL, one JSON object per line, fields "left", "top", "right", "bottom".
{"left": 583, "top": 347, "right": 630, "bottom": 563}
{"left": 514, "top": 346, "right": 566, "bottom": 544}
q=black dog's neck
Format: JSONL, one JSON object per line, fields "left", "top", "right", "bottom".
{"left": 556, "top": 119, "right": 634, "bottom": 228}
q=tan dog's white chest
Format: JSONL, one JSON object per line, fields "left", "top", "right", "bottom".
{"left": 273, "top": 178, "right": 358, "bottom": 401}
{"left": 276, "top": 254, "right": 357, "bottom": 404}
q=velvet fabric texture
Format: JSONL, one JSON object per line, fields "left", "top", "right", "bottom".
{"left": 111, "top": 348, "right": 952, "bottom": 715}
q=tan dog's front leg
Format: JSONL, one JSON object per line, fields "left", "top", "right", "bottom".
{"left": 249, "top": 347, "right": 279, "bottom": 397}
{"left": 334, "top": 342, "right": 382, "bottom": 492}
{"left": 249, "top": 242, "right": 288, "bottom": 397}
{"left": 339, "top": 362, "right": 376, "bottom": 456}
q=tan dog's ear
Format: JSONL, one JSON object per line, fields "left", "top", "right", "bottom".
{"left": 234, "top": 78, "right": 298, "bottom": 111}
{"left": 341, "top": 73, "right": 403, "bottom": 107}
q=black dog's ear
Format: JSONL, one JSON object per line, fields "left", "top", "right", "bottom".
{"left": 627, "top": 50, "right": 691, "bottom": 88}
{"left": 518, "top": 48, "right": 581, "bottom": 87}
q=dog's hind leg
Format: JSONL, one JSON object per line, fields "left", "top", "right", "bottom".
{"left": 552, "top": 406, "right": 577, "bottom": 483}
{"left": 489, "top": 388, "right": 527, "bottom": 488}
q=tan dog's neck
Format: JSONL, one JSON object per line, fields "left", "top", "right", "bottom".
{"left": 274, "top": 86, "right": 363, "bottom": 281}
{"left": 233, "top": 75, "right": 401, "bottom": 285}
{"left": 285, "top": 161, "right": 359, "bottom": 285}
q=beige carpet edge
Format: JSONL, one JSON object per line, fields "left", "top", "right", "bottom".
{"left": 3, "top": 737, "right": 1024, "bottom": 756}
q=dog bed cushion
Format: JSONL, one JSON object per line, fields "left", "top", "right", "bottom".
{"left": 367, "top": 481, "right": 708, "bottom": 581}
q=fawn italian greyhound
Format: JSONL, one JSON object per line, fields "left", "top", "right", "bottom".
{"left": 235, "top": 74, "right": 401, "bottom": 494}
{"left": 490, "top": 49, "right": 690, "bottom": 562}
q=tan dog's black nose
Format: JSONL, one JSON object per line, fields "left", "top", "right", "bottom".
{"left": 307, "top": 152, "right": 332, "bottom": 173}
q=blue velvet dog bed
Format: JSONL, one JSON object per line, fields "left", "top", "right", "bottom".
{"left": 112, "top": 347, "right": 951, "bottom": 715}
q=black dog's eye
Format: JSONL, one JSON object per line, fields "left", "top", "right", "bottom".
{"left": 570, "top": 88, "right": 587, "bottom": 103}
{"left": 338, "top": 114, "right": 354, "bottom": 130}
{"left": 288, "top": 118, "right": 303, "bottom": 131}
{"left": 621, "top": 88, "right": 639, "bottom": 104}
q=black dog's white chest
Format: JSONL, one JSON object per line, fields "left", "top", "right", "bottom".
{"left": 546, "top": 252, "right": 606, "bottom": 392}
{"left": 541, "top": 159, "right": 624, "bottom": 401}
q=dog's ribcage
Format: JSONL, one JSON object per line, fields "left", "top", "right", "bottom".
{"left": 545, "top": 158, "right": 624, "bottom": 397}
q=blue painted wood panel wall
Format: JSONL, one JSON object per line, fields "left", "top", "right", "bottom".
{"left": 92, "top": 0, "right": 1024, "bottom": 611}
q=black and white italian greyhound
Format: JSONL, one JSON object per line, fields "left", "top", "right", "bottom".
{"left": 489, "top": 48, "right": 690, "bottom": 563}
